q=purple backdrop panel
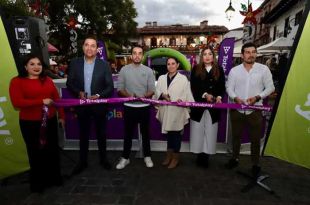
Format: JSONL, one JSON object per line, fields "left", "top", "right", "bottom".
{"left": 62, "top": 88, "right": 127, "bottom": 140}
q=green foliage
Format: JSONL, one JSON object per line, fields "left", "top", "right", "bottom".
{"left": 1, "top": 0, "right": 138, "bottom": 58}
{"left": 47, "top": 0, "right": 138, "bottom": 56}
{"left": 0, "top": 0, "right": 34, "bottom": 17}
{"left": 241, "top": 3, "right": 247, "bottom": 12}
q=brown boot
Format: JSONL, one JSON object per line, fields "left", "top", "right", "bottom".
{"left": 168, "top": 153, "right": 179, "bottom": 169}
{"left": 162, "top": 149, "right": 173, "bottom": 166}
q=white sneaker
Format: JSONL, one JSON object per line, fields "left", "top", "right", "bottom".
{"left": 116, "top": 157, "right": 130, "bottom": 170}
{"left": 144, "top": 157, "right": 154, "bottom": 168}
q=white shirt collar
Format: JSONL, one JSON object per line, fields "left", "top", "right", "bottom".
{"left": 205, "top": 65, "right": 212, "bottom": 72}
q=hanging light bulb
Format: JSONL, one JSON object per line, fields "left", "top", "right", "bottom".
{"left": 225, "top": 0, "right": 235, "bottom": 21}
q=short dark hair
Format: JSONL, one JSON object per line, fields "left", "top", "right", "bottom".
{"left": 241, "top": 42, "right": 257, "bottom": 54}
{"left": 131, "top": 45, "right": 144, "bottom": 54}
{"left": 18, "top": 53, "right": 47, "bottom": 78}
{"left": 83, "top": 34, "right": 98, "bottom": 47}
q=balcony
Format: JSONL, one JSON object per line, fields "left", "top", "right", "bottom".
{"left": 142, "top": 43, "right": 220, "bottom": 53}
{"left": 143, "top": 44, "right": 201, "bottom": 53}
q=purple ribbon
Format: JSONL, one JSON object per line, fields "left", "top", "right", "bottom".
{"left": 54, "top": 97, "right": 272, "bottom": 112}
{"left": 39, "top": 105, "right": 48, "bottom": 148}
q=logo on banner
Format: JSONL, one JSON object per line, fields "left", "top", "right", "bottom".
{"left": 218, "top": 38, "right": 234, "bottom": 77}
{"left": 0, "top": 97, "right": 13, "bottom": 145}
{"left": 107, "top": 109, "right": 123, "bottom": 120}
{"left": 223, "top": 46, "right": 231, "bottom": 54}
{"left": 97, "top": 47, "right": 103, "bottom": 59}
{"left": 295, "top": 93, "right": 310, "bottom": 121}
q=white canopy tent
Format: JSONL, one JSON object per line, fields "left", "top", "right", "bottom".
{"left": 233, "top": 37, "right": 293, "bottom": 57}
{"left": 257, "top": 37, "right": 293, "bottom": 52}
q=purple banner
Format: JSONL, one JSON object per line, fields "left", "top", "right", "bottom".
{"left": 97, "top": 40, "right": 108, "bottom": 61}
{"left": 217, "top": 38, "right": 235, "bottom": 142}
{"left": 218, "top": 37, "right": 235, "bottom": 76}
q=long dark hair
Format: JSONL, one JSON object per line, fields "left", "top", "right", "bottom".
{"left": 194, "top": 46, "right": 220, "bottom": 80}
{"left": 18, "top": 54, "right": 47, "bottom": 82}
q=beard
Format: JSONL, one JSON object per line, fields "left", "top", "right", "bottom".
{"left": 133, "top": 58, "right": 142, "bottom": 64}
{"left": 244, "top": 57, "right": 255, "bottom": 64}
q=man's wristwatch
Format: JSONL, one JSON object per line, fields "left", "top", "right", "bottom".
{"left": 95, "top": 94, "right": 100, "bottom": 98}
{"left": 255, "top": 95, "right": 261, "bottom": 102}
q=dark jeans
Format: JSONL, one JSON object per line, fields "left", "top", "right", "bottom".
{"left": 230, "top": 110, "right": 263, "bottom": 165}
{"left": 122, "top": 106, "right": 151, "bottom": 159}
{"left": 76, "top": 105, "right": 108, "bottom": 164}
{"left": 19, "top": 116, "right": 61, "bottom": 191}
{"left": 165, "top": 131, "right": 182, "bottom": 153}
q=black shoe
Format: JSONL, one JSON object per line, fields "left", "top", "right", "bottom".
{"left": 100, "top": 160, "right": 112, "bottom": 170}
{"left": 30, "top": 184, "right": 44, "bottom": 193}
{"left": 225, "top": 158, "right": 239, "bottom": 169}
{"left": 46, "top": 176, "right": 63, "bottom": 187}
{"left": 53, "top": 176, "right": 64, "bottom": 186}
{"left": 71, "top": 162, "right": 87, "bottom": 176}
{"left": 252, "top": 165, "right": 261, "bottom": 179}
{"left": 203, "top": 154, "right": 209, "bottom": 168}
{"left": 196, "top": 153, "right": 204, "bottom": 166}
{"left": 196, "top": 153, "right": 209, "bottom": 168}
{"left": 201, "top": 153, "right": 209, "bottom": 168}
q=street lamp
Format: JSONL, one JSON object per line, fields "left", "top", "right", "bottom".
{"left": 225, "top": 0, "right": 235, "bottom": 21}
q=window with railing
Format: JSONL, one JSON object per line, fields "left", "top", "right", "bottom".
{"left": 169, "top": 37, "right": 176, "bottom": 46}
{"left": 151, "top": 37, "right": 157, "bottom": 47}
{"left": 284, "top": 17, "right": 289, "bottom": 37}
{"left": 186, "top": 37, "right": 194, "bottom": 46}
{"left": 273, "top": 26, "right": 277, "bottom": 41}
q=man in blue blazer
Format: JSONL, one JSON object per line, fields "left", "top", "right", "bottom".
{"left": 66, "top": 35, "right": 114, "bottom": 175}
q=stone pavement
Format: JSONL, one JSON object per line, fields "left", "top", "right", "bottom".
{"left": 1, "top": 151, "right": 310, "bottom": 205}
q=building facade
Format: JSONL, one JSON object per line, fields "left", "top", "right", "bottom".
{"left": 254, "top": 0, "right": 280, "bottom": 47}
{"left": 134, "top": 20, "right": 228, "bottom": 54}
{"left": 254, "top": 0, "right": 306, "bottom": 47}
{"left": 263, "top": 0, "right": 306, "bottom": 42}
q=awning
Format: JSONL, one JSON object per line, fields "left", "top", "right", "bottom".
{"left": 257, "top": 37, "right": 293, "bottom": 51}
{"left": 48, "top": 42, "right": 59, "bottom": 52}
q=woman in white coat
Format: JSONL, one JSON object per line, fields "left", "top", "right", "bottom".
{"left": 155, "top": 57, "right": 194, "bottom": 169}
